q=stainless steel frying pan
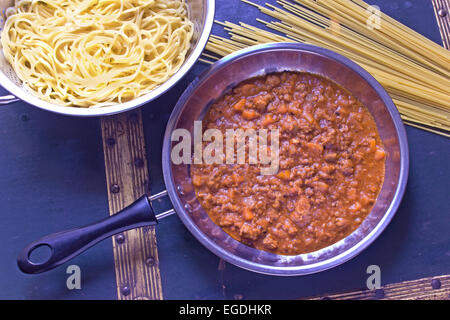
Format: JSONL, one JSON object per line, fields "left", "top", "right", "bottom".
{"left": 18, "top": 43, "right": 409, "bottom": 276}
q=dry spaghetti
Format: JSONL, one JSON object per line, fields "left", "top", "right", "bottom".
{"left": 1, "top": 0, "right": 193, "bottom": 107}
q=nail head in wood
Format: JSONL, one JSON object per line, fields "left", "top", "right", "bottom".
{"left": 438, "top": 9, "right": 447, "bottom": 17}
{"left": 121, "top": 285, "right": 131, "bottom": 296}
{"left": 134, "top": 158, "right": 144, "bottom": 168}
{"left": 431, "top": 279, "right": 441, "bottom": 290}
{"left": 146, "top": 257, "right": 156, "bottom": 267}
{"left": 115, "top": 234, "right": 125, "bottom": 244}
{"left": 110, "top": 184, "right": 120, "bottom": 193}
{"left": 106, "top": 137, "right": 116, "bottom": 147}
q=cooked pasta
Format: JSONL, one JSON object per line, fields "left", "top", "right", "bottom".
{"left": 1, "top": 0, "right": 193, "bottom": 107}
{"left": 202, "top": 0, "right": 450, "bottom": 137}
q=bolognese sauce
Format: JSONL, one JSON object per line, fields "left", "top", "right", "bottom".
{"left": 191, "top": 72, "right": 386, "bottom": 255}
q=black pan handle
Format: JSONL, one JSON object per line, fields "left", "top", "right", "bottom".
{"left": 17, "top": 195, "right": 157, "bottom": 274}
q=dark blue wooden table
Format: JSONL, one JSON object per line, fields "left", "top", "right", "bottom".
{"left": 0, "top": 0, "right": 448, "bottom": 299}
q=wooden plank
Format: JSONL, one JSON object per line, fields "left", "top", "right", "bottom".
{"left": 101, "top": 111, "right": 163, "bottom": 300}
{"left": 432, "top": 0, "right": 450, "bottom": 49}
{"left": 307, "top": 274, "right": 450, "bottom": 300}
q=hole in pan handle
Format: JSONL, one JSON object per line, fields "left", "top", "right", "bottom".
{"left": 17, "top": 192, "right": 175, "bottom": 274}
{"left": 0, "top": 94, "right": 19, "bottom": 104}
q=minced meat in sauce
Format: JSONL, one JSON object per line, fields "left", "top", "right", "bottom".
{"left": 191, "top": 72, "right": 386, "bottom": 255}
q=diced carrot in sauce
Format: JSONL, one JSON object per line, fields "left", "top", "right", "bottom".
{"left": 261, "top": 114, "right": 275, "bottom": 126}
{"left": 278, "top": 103, "right": 288, "bottom": 114}
{"left": 315, "top": 181, "right": 329, "bottom": 193}
{"left": 192, "top": 175, "right": 202, "bottom": 187}
{"left": 242, "top": 109, "right": 259, "bottom": 120}
{"left": 307, "top": 142, "right": 324, "bottom": 154}
{"left": 368, "top": 138, "right": 376, "bottom": 151}
{"left": 277, "top": 170, "right": 291, "bottom": 180}
{"left": 243, "top": 207, "right": 254, "bottom": 221}
{"left": 233, "top": 98, "right": 246, "bottom": 111}
{"left": 374, "top": 148, "right": 386, "bottom": 160}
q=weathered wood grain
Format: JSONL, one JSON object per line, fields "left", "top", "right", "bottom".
{"left": 307, "top": 274, "right": 449, "bottom": 300}
{"left": 101, "top": 111, "right": 163, "bottom": 300}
